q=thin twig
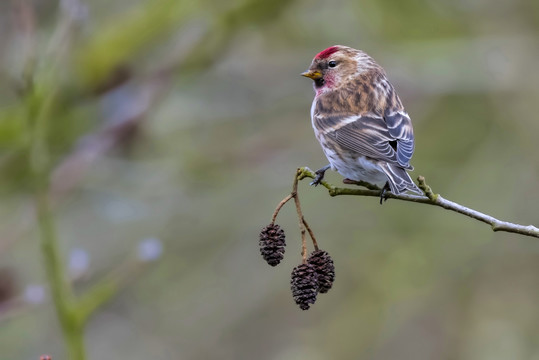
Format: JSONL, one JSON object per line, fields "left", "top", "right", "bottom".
{"left": 302, "top": 218, "right": 319, "bottom": 251}
{"left": 271, "top": 171, "right": 319, "bottom": 256}
{"left": 271, "top": 193, "right": 294, "bottom": 224}
{"left": 296, "top": 167, "right": 539, "bottom": 239}
{"left": 292, "top": 170, "right": 308, "bottom": 262}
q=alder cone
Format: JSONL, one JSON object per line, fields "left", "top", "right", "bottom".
{"left": 308, "top": 250, "right": 335, "bottom": 294}
{"left": 290, "top": 263, "right": 318, "bottom": 310}
{"left": 259, "top": 224, "right": 286, "bottom": 266}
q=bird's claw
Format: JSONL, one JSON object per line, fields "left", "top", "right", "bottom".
{"left": 310, "top": 172, "right": 324, "bottom": 186}
{"left": 379, "top": 183, "right": 391, "bottom": 205}
{"left": 309, "top": 165, "right": 330, "bottom": 186}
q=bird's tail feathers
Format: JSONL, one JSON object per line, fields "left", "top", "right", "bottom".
{"left": 380, "top": 163, "right": 422, "bottom": 195}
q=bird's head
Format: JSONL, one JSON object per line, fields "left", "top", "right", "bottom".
{"left": 302, "top": 45, "right": 380, "bottom": 95}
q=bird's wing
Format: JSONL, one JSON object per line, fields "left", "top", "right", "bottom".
{"left": 321, "top": 113, "right": 414, "bottom": 169}
{"left": 384, "top": 111, "right": 415, "bottom": 168}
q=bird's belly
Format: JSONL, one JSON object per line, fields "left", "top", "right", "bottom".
{"left": 317, "top": 135, "right": 387, "bottom": 186}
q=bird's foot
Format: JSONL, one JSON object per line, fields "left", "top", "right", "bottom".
{"left": 310, "top": 164, "right": 330, "bottom": 186}
{"left": 379, "top": 182, "right": 391, "bottom": 205}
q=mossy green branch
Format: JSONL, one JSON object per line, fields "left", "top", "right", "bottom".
{"left": 27, "top": 82, "right": 147, "bottom": 359}
{"left": 77, "top": 261, "right": 144, "bottom": 324}
{"left": 76, "top": 275, "right": 119, "bottom": 325}
{"left": 417, "top": 175, "right": 438, "bottom": 201}
{"left": 27, "top": 84, "right": 87, "bottom": 359}
{"left": 296, "top": 167, "right": 539, "bottom": 239}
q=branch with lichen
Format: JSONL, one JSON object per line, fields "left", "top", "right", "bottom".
{"left": 295, "top": 167, "right": 539, "bottom": 239}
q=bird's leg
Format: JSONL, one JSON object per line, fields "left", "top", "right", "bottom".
{"left": 379, "top": 182, "right": 391, "bottom": 205}
{"left": 310, "top": 164, "right": 330, "bottom": 186}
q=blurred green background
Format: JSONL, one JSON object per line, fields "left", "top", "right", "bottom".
{"left": 1, "top": 0, "right": 539, "bottom": 359}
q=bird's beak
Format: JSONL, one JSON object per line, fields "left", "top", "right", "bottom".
{"left": 301, "top": 70, "right": 322, "bottom": 80}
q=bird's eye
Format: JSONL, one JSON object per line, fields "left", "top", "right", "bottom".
{"left": 328, "top": 61, "right": 337, "bottom": 68}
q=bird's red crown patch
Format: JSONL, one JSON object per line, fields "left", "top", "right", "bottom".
{"left": 315, "top": 46, "right": 340, "bottom": 59}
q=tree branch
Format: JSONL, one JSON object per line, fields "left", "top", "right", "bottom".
{"left": 291, "top": 172, "right": 308, "bottom": 262}
{"left": 296, "top": 167, "right": 539, "bottom": 239}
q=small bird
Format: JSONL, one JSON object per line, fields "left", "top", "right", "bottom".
{"left": 301, "top": 45, "right": 422, "bottom": 203}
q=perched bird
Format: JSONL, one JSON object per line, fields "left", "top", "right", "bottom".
{"left": 301, "top": 45, "right": 422, "bottom": 203}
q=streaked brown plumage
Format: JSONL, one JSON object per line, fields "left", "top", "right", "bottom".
{"left": 302, "top": 45, "right": 421, "bottom": 199}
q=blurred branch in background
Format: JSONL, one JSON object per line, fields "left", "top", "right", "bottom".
{"left": 297, "top": 167, "right": 539, "bottom": 238}
{"left": 1, "top": 0, "right": 296, "bottom": 254}
{"left": 0, "top": 240, "right": 161, "bottom": 323}
{"left": 0, "top": 0, "right": 295, "bottom": 358}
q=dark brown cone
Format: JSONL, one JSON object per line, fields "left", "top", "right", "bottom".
{"left": 290, "top": 263, "right": 318, "bottom": 310}
{"left": 259, "top": 224, "right": 286, "bottom": 266}
{"left": 307, "top": 250, "right": 335, "bottom": 294}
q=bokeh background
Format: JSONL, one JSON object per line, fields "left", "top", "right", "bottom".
{"left": 1, "top": 0, "right": 539, "bottom": 359}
